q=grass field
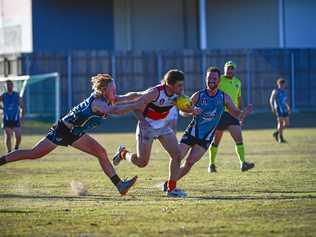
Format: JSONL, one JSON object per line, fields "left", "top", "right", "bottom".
{"left": 0, "top": 116, "right": 316, "bottom": 236}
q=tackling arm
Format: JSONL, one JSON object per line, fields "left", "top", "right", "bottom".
{"left": 115, "top": 91, "right": 144, "bottom": 103}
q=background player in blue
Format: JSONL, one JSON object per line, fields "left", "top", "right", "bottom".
{"left": 0, "top": 80, "right": 24, "bottom": 153}
{"left": 166, "top": 67, "right": 252, "bottom": 195}
{"left": 0, "top": 74, "right": 146, "bottom": 196}
{"left": 269, "top": 78, "right": 291, "bottom": 143}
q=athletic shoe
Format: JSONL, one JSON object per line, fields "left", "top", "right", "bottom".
{"left": 241, "top": 161, "right": 255, "bottom": 172}
{"left": 273, "top": 131, "right": 279, "bottom": 142}
{"left": 167, "top": 188, "right": 187, "bottom": 198}
{"left": 116, "top": 176, "right": 138, "bottom": 196}
{"left": 113, "top": 145, "right": 126, "bottom": 166}
{"left": 208, "top": 164, "right": 217, "bottom": 173}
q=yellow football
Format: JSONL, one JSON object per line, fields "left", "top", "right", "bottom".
{"left": 175, "top": 95, "right": 192, "bottom": 110}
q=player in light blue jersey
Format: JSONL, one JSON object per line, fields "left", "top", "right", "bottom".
{"left": 270, "top": 78, "right": 291, "bottom": 143}
{"left": 0, "top": 74, "right": 146, "bottom": 196}
{"left": 161, "top": 67, "right": 252, "bottom": 196}
{"left": 0, "top": 80, "right": 24, "bottom": 152}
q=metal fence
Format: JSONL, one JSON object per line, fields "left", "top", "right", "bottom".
{"left": 2, "top": 48, "right": 315, "bottom": 116}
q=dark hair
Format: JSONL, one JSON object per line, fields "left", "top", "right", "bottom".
{"left": 206, "top": 66, "right": 221, "bottom": 77}
{"left": 6, "top": 80, "right": 13, "bottom": 84}
{"left": 277, "top": 78, "right": 285, "bottom": 85}
{"left": 163, "top": 69, "right": 184, "bottom": 85}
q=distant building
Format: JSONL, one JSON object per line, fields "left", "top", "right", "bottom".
{"left": 0, "top": 0, "right": 315, "bottom": 54}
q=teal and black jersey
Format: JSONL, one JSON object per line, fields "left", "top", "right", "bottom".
{"left": 62, "top": 93, "right": 107, "bottom": 135}
{"left": 185, "top": 89, "right": 225, "bottom": 142}
{"left": 274, "top": 89, "right": 288, "bottom": 116}
{"left": 2, "top": 91, "right": 20, "bottom": 122}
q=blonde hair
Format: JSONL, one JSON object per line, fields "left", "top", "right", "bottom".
{"left": 91, "top": 74, "right": 113, "bottom": 97}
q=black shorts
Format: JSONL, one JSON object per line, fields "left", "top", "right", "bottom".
{"left": 216, "top": 111, "right": 240, "bottom": 131}
{"left": 46, "top": 120, "right": 83, "bottom": 147}
{"left": 276, "top": 108, "right": 289, "bottom": 118}
{"left": 3, "top": 119, "right": 20, "bottom": 128}
{"left": 180, "top": 133, "right": 211, "bottom": 150}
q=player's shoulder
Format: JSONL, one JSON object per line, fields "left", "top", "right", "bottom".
{"left": 232, "top": 76, "right": 242, "bottom": 85}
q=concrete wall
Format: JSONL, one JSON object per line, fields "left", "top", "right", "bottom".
{"left": 114, "top": 0, "right": 198, "bottom": 50}
{"left": 284, "top": 0, "right": 316, "bottom": 48}
{"left": 32, "top": 0, "right": 114, "bottom": 52}
{"left": 205, "top": 0, "right": 279, "bottom": 49}
{"left": 0, "top": 0, "right": 32, "bottom": 54}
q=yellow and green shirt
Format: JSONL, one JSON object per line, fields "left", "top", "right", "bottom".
{"left": 218, "top": 75, "right": 241, "bottom": 111}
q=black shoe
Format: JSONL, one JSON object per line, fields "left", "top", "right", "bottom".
{"left": 208, "top": 164, "right": 217, "bottom": 173}
{"left": 273, "top": 131, "right": 279, "bottom": 142}
{"left": 241, "top": 162, "right": 255, "bottom": 172}
{"left": 116, "top": 176, "right": 138, "bottom": 196}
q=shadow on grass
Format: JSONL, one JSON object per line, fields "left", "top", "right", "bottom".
{"left": 0, "top": 209, "right": 36, "bottom": 214}
{"left": 188, "top": 194, "right": 316, "bottom": 201}
{"left": 0, "top": 193, "right": 132, "bottom": 202}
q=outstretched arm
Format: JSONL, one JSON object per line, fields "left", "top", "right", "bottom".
{"left": 225, "top": 94, "right": 252, "bottom": 121}
{"left": 115, "top": 91, "right": 144, "bottom": 103}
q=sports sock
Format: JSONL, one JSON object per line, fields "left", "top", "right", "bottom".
{"left": 235, "top": 143, "right": 245, "bottom": 163}
{"left": 167, "top": 180, "right": 176, "bottom": 192}
{"left": 209, "top": 144, "right": 218, "bottom": 166}
{"left": 110, "top": 174, "right": 122, "bottom": 186}
{"left": 0, "top": 156, "right": 7, "bottom": 166}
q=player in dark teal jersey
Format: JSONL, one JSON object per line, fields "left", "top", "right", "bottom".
{"left": 270, "top": 78, "right": 291, "bottom": 143}
{"left": 162, "top": 67, "right": 252, "bottom": 196}
{"left": 0, "top": 74, "right": 146, "bottom": 196}
{"left": 0, "top": 80, "right": 24, "bottom": 152}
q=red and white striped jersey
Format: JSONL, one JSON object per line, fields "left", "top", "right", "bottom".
{"left": 143, "top": 84, "right": 178, "bottom": 129}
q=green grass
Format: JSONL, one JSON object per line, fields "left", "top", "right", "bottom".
{"left": 0, "top": 127, "right": 316, "bottom": 236}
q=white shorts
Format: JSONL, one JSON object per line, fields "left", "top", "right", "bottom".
{"left": 136, "top": 121, "right": 174, "bottom": 144}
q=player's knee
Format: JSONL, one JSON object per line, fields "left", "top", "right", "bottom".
{"left": 30, "top": 149, "right": 45, "bottom": 159}
{"left": 186, "top": 158, "right": 197, "bottom": 168}
{"left": 171, "top": 149, "right": 182, "bottom": 161}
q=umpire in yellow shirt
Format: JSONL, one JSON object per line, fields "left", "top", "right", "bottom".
{"left": 208, "top": 61, "right": 255, "bottom": 172}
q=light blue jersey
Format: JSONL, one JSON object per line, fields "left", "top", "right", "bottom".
{"left": 2, "top": 91, "right": 20, "bottom": 121}
{"left": 186, "top": 89, "right": 225, "bottom": 141}
{"left": 62, "top": 93, "right": 107, "bottom": 135}
{"left": 274, "top": 89, "right": 288, "bottom": 115}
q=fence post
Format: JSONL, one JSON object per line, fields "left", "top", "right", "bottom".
{"left": 200, "top": 50, "right": 206, "bottom": 85}
{"left": 25, "top": 55, "right": 31, "bottom": 114}
{"left": 290, "top": 52, "right": 296, "bottom": 112}
{"left": 156, "top": 51, "right": 163, "bottom": 82}
{"left": 111, "top": 53, "right": 116, "bottom": 80}
{"left": 67, "top": 54, "right": 72, "bottom": 110}
{"left": 246, "top": 50, "right": 251, "bottom": 105}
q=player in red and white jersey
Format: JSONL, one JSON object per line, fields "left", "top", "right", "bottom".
{"left": 113, "top": 69, "right": 194, "bottom": 197}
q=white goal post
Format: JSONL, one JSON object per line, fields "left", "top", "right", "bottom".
{"left": 0, "top": 72, "right": 60, "bottom": 122}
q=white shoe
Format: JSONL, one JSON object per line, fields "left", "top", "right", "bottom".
{"left": 113, "top": 145, "right": 126, "bottom": 166}
{"left": 167, "top": 188, "right": 187, "bottom": 198}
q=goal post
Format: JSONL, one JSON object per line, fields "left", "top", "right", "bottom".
{"left": 0, "top": 72, "right": 61, "bottom": 122}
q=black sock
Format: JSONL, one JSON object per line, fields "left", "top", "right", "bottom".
{"left": 110, "top": 175, "right": 122, "bottom": 186}
{"left": 0, "top": 156, "right": 7, "bottom": 166}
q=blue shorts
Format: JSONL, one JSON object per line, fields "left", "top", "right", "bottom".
{"left": 180, "top": 133, "right": 211, "bottom": 150}
{"left": 3, "top": 119, "right": 20, "bottom": 128}
{"left": 216, "top": 112, "right": 240, "bottom": 130}
{"left": 47, "top": 120, "right": 83, "bottom": 146}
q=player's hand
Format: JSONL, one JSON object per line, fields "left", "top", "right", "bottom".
{"left": 240, "top": 104, "right": 253, "bottom": 121}
{"left": 192, "top": 106, "right": 202, "bottom": 116}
